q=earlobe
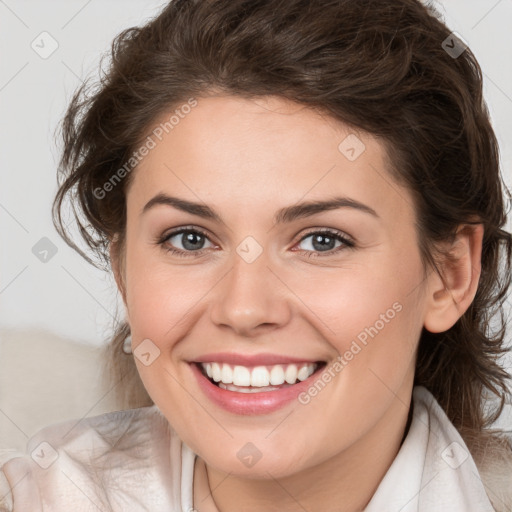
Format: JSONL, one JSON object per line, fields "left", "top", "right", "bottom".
{"left": 423, "top": 224, "right": 484, "bottom": 334}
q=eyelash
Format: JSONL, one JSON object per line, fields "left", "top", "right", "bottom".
{"left": 155, "top": 226, "right": 355, "bottom": 259}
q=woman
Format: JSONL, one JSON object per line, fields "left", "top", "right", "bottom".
{"left": 1, "top": 0, "right": 511, "bottom": 510}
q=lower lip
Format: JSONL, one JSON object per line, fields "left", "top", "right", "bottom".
{"left": 190, "top": 363, "right": 321, "bottom": 415}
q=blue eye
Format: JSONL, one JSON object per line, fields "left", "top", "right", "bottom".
{"left": 156, "top": 227, "right": 354, "bottom": 258}
{"left": 158, "top": 227, "right": 214, "bottom": 257}
{"left": 295, "top": 229, "right": 354, "bottom": 258}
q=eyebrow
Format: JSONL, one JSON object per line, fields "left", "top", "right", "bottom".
{"left": 142, "top": 193, "right": 379, "bottom": 224}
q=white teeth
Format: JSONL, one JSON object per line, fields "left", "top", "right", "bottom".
{"left": 298, "top": 364, "right": 316, "bottom": 381}
{"left": 201, "top": 362, "right": 318, "bottom": 388}
{"left": 219, "top": 383, "right": 282, "bottom": 393}
{"left": 232, "top": 365, "right": 251, "bottom": 386}
{"left": 211, "top": 362, "right": 222, "bottom": 382}
{"left": 221, "top": 364, "right": 233, "bottom": 384}
{"left": 269, "top": 365, "right": 285, "bottom": 385}
{"left": 284, "top": 365, "right": 298, "bottom": 384}
{"left": 251, "top": 366, "right": 270, "bottom": 387}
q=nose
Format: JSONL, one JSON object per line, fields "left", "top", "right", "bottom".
{"left": 209, "top": 248, "right": 292, "bottom": 338}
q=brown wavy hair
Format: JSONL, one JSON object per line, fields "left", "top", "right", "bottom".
{"left": 53, "top": 0, "right": 511, "bottom": 459}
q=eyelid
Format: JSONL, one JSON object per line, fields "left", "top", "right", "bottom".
{"left": 157, "top": 225, "right": 355, "bottom": 257}
{"left": 296, "top": 227, "right": 354, "bottom": 244}
{"left": 158, "top": 224, "right": 213, "bottom": 241}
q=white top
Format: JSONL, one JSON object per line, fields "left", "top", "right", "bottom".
{"left": 0, "top": 386, "right": 497, "bottom": 511}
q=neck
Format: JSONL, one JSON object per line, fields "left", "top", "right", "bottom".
{"left": 194, "top": 384, "right": 414, "bottom": 512}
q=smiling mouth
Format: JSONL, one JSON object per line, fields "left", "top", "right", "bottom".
{"left": 196, "top": 361, "right": 326, "bottom": 393}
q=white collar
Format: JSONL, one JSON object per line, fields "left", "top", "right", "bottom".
{"left": 180, "top": 386, "right": 494, "bottom": 511}
{"left": 365, "top": 385, "right": 494, "bottom": 511}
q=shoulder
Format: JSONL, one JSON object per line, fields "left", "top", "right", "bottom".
{"left": 0, "top": 406, "right": 178, "bottom": 511}
{"left": 413, "top": 386, "right": 512, "bottom": 512}
{"left": 466, "top": 429, "right": 512, "bottom": 512}
{"left": 23, "top": 404, "right": 170, "bottom": 454}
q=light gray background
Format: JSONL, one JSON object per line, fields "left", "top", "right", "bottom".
{"left": 0, "top": 0, "right": 511, "bottom": 441}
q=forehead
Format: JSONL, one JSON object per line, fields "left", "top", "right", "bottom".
{"left": 129, "top": 94, "right": 413, "bottom": 224}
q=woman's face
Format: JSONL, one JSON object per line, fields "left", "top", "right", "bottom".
{"left": 119, "top": 94, "right": 431, "bottom": 478}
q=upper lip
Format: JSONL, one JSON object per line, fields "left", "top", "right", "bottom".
{"left": 192, "top": 352, "right": 322, "bottom": 366}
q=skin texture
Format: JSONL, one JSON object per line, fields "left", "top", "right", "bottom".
{"left": 111, "top": 95, "right": 483, "bottom": 512}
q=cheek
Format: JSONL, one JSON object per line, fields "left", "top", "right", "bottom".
{"left": 298, "top": 252, "right": 422, "bottom": 335}
{"left": 296, "top": 252, "right": 425, "bottom": 391}
{"left": 126, "top": 265, "right": 205, "bottom": 342}
{"left": 285, "top": 256, "right": 424, "bottom": 448}
{"left": 123, "top": 231, "right": 208, "bottom": 335}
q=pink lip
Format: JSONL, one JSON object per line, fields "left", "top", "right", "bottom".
{"left": 192, "top": 352, "right": 320, "bottom": 367}
{"left": 190, "top": 362, "right": 323, "bottom": 415}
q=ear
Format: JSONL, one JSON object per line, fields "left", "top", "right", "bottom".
{"left": 423, "top": 223, "right": 484, "bottom": 333}
{"left": 109, "top": 236, "right": 127, "bottom": 307}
